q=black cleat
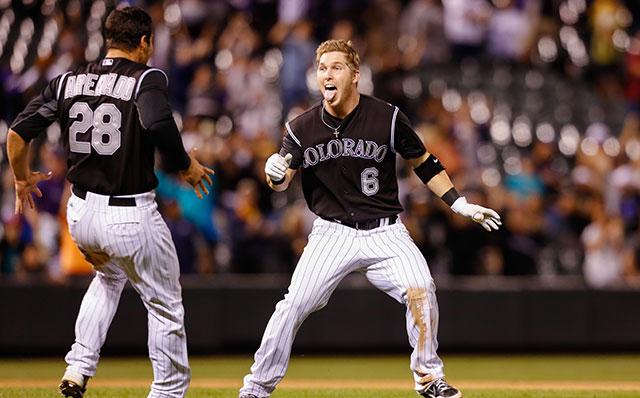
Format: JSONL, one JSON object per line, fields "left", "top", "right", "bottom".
{"left": 58, "top": 374, "right": 89, "bottom": 398}
{"left": 421, "top": 378, "right": 462, "bottom": 398}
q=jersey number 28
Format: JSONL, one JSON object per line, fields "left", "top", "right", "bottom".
{"left": 69, "top": 102, "right": 121, "bottom": 155}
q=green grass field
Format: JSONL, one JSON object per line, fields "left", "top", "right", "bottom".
{"left": 1, "top": 354, "right": 639, "bottom": 397}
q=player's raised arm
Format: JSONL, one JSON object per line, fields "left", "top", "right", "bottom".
{"left": 408, "top": 151, "right": 501, "bottom": 231}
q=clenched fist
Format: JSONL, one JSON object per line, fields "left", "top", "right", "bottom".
{"left": 265, "top": 153, "right": 293, "bottom": 182}
{"left": 451, "top": 197, "right": 502, "bottom": 231}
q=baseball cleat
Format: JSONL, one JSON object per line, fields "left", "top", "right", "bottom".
{"left": 420, "top": 378, "right": 461, "bottom": 398}
{"left": 239, "top": 394, "right": 258, "bottom": 398}
{"left": 58, "top": 371, "right": 89, "bottom": 398}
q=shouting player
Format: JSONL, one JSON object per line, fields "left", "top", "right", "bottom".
{"left": 240, "top": 40, "right": 501, "bottom": 398}
{"left": 6, "top": 7, "right": 214, "bottom": 398}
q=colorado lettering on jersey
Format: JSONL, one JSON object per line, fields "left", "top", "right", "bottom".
{"left": 303, "top": 138, "right": 388, "bottom": 168}
{"left": 64, "top": 73, "right": 136, "bottom": 101}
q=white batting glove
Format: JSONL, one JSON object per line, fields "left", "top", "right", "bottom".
{"left": 451, "top": 197, "right": 502, "bottom": 231}
{"left": 265, "top": 153, "right": 293, "bottom": 182}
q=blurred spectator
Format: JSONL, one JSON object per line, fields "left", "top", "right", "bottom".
{"left": 502, "top": 195, "right": 542, "bottom": 275}
{"left": 29, "top": 143, "right": 66, "bottom": 277}
{"left": 399, "top": 0, "right": 450, "bottom": 68}
{"left": 442, "top": 0, "right": 492, "bottom": 61}
{"left": 159, "top": 198, "right": 202, "bottom": 274}
{"left": 58, "top": 181, "right": 93, "bottom": 276}
{"left": 588, "top": 0, "right": 629, "bottom": 69}
{"left": 156, "top": 170, "right": 218, "bottom": 273}
{"left": 504, "top": 156, "right": 545, "bottom": 198}
{"left": 487, "top": 0, "right": 538, "bottom": 63}
{"left": 0, "top": 216, "right": 30, "bottom": 276}
{"left": 271, "top": 20, "right": 316, "bottom": 115}
{"left": 581, "top": 198, "right": 625, "bottom": 287}
{"left": 625, "top": 30, "right": 640, "bottom": 111}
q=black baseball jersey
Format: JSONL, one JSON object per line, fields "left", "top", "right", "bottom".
{"left": 280, "top": 94, "right": 427, "bottom": 223}
{"left": 11, "top": 57, "right": 188, "bottom": 195}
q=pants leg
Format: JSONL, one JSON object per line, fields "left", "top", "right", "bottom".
{"left": 65, "top": 194, "right": 190, "bottom": 397}
{"left": 65, "top": 194, "right": 126, "bottom": 377}
{"left": 240, "top": 219, "right": 360, "bottom": 398}
{"left": 361, "top": 222, "right": 444, "bottom": 393}
{"left": 118, "top": 207, "right": 190, "bottom": 398}
{"left": 64, "top": 271, "right": 127, "bottom": 376}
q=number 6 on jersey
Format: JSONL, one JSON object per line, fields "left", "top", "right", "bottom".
{"left": 361, "top": 167, "right": 379, "bottom": 196}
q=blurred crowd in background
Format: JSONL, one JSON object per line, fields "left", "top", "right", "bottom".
{"left": 1, "top": 0, "right": 639, "bottom": 288}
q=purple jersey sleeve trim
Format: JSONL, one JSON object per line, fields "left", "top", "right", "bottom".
{"left": 390, "top": 106, "right": 399, "bottom": 153}
{"left": 285, "top": 122, "right": 302, "bottom": 147}
{"left": 56, "top": 72, "right": 72, "bottom": 100}
{"left": 135, "top": 68, "right": 168, "bottom": 100}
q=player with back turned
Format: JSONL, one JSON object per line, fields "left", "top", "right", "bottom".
{"left": 239, "top": 40, "right": 501, "bottom": 398}
{"left": 6, "top": 7, "right": 214, "bottom": 398}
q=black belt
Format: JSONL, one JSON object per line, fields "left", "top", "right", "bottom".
{"left": 72, "top": 186, "right": 137, "bottom": 207}
{"left": 323, "top": 215, "right": 398, "bottom": 230}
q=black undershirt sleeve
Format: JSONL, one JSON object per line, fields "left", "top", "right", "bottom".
{"left": 10, "top": 75, "right": 61, "bottom": 142}
{"left": 136, "top": 71, "right": 190, "bottom": 171}
{"left": 147, "top": 119, "right": 191, "bottom": 171}
{"left": 394, "top": 110, "right": 427, "bottom": 160}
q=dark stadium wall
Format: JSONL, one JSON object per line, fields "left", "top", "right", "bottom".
{"left": 1, "top": 279, "right": 639, "bottom": 356}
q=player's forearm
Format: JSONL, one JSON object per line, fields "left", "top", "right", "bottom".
{"left": 7, "top": 129, "right": 30, "bottom": 181}
{"left": 267, "top": 177, "right": 288, "bottom": 191}
{"left": 267, "top": 169, "right": 295, "bottom": 191}
{"left": 148, "top": 118, "right": 191, "bottom": 171}
{"left": 426, "top": 171, "right": 455, "bottom": 197}
{"left": 410, "top": 152, "right": 459, "bottom": 206}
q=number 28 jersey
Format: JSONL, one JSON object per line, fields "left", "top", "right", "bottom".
{"left": 280, "top": 94, "right": 427, "bottom": 223}
{"left": 11, "top": 58, "right": 173, "bottom": 195}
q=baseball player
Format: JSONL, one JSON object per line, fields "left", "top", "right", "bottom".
{"left": 240, "top": 40, "right": 501, "bottom": 398}
{"left": 6, "top": 7, "right": 214, "bottom": 398}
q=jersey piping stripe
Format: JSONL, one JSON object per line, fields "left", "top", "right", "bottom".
{"left": 285, "top": 122, "right": 302, "bottom": 147}
{"left": 135, "top": 68, "right": 169, "bottom": 100}
{"left": 57, "top": 72, "right": 72, "bottom": 100}
{"left": 390, "top": 106, "right": 399, "bottom": 153}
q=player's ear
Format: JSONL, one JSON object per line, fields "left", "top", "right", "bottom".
{"left": 352, "top": 69, "right": 360, "bottom": 86}
{"left": 140, "top": 34, "right": 150, "bottom": 49}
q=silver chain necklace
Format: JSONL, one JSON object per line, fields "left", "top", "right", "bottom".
{"left": 321, "top": 103, "right": 342, "bottom": 138}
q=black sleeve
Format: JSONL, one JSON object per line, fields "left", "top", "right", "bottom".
{"left": 278, "top": 123, "right": 304, "bottom": 169}
{"left": 148, "top": 119, "right": 191, "bottom": 171}
{"left": 135, "top": 70, "right": 174, "bottom": 128}
{"left": 10, "top": 75, "right": 63, "bottom": 142}
{"left": 136, "top": 70, "right": 190, "bottom": 171}
{"left": 394, "top": 110, "right": 427, "bottom": 160}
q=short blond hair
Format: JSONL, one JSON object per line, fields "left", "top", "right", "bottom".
{"left": 316, "top": 39, "right": 360, "bottom": 73}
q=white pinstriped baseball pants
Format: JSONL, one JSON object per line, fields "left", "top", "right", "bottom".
{"left": 64, "top": 190, "right": 190, "bottom": 398}
{"left": 241, "top": 217, "right": 444, "bottom": 397}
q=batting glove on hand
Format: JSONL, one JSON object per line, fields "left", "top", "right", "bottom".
{"left": 451, "top": 197, "right": 502, "bottom": 231}
{"left": 265, "top": 153, "right": 292, "bottom": 182}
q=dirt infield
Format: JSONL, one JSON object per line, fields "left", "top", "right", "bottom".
{"left": 4, "top": 379, "right": 640, "bottom": 391}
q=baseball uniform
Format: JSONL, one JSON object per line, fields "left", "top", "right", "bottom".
{"left": 241, "top": 95, "right": 445, "bottom": 397}
{"left": 11, "top": 57, "right": 191, "bottom": 398}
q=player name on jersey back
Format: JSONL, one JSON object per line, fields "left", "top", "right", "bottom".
{"left": 63, "top": 73, "right": 136, "bottom": 101}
